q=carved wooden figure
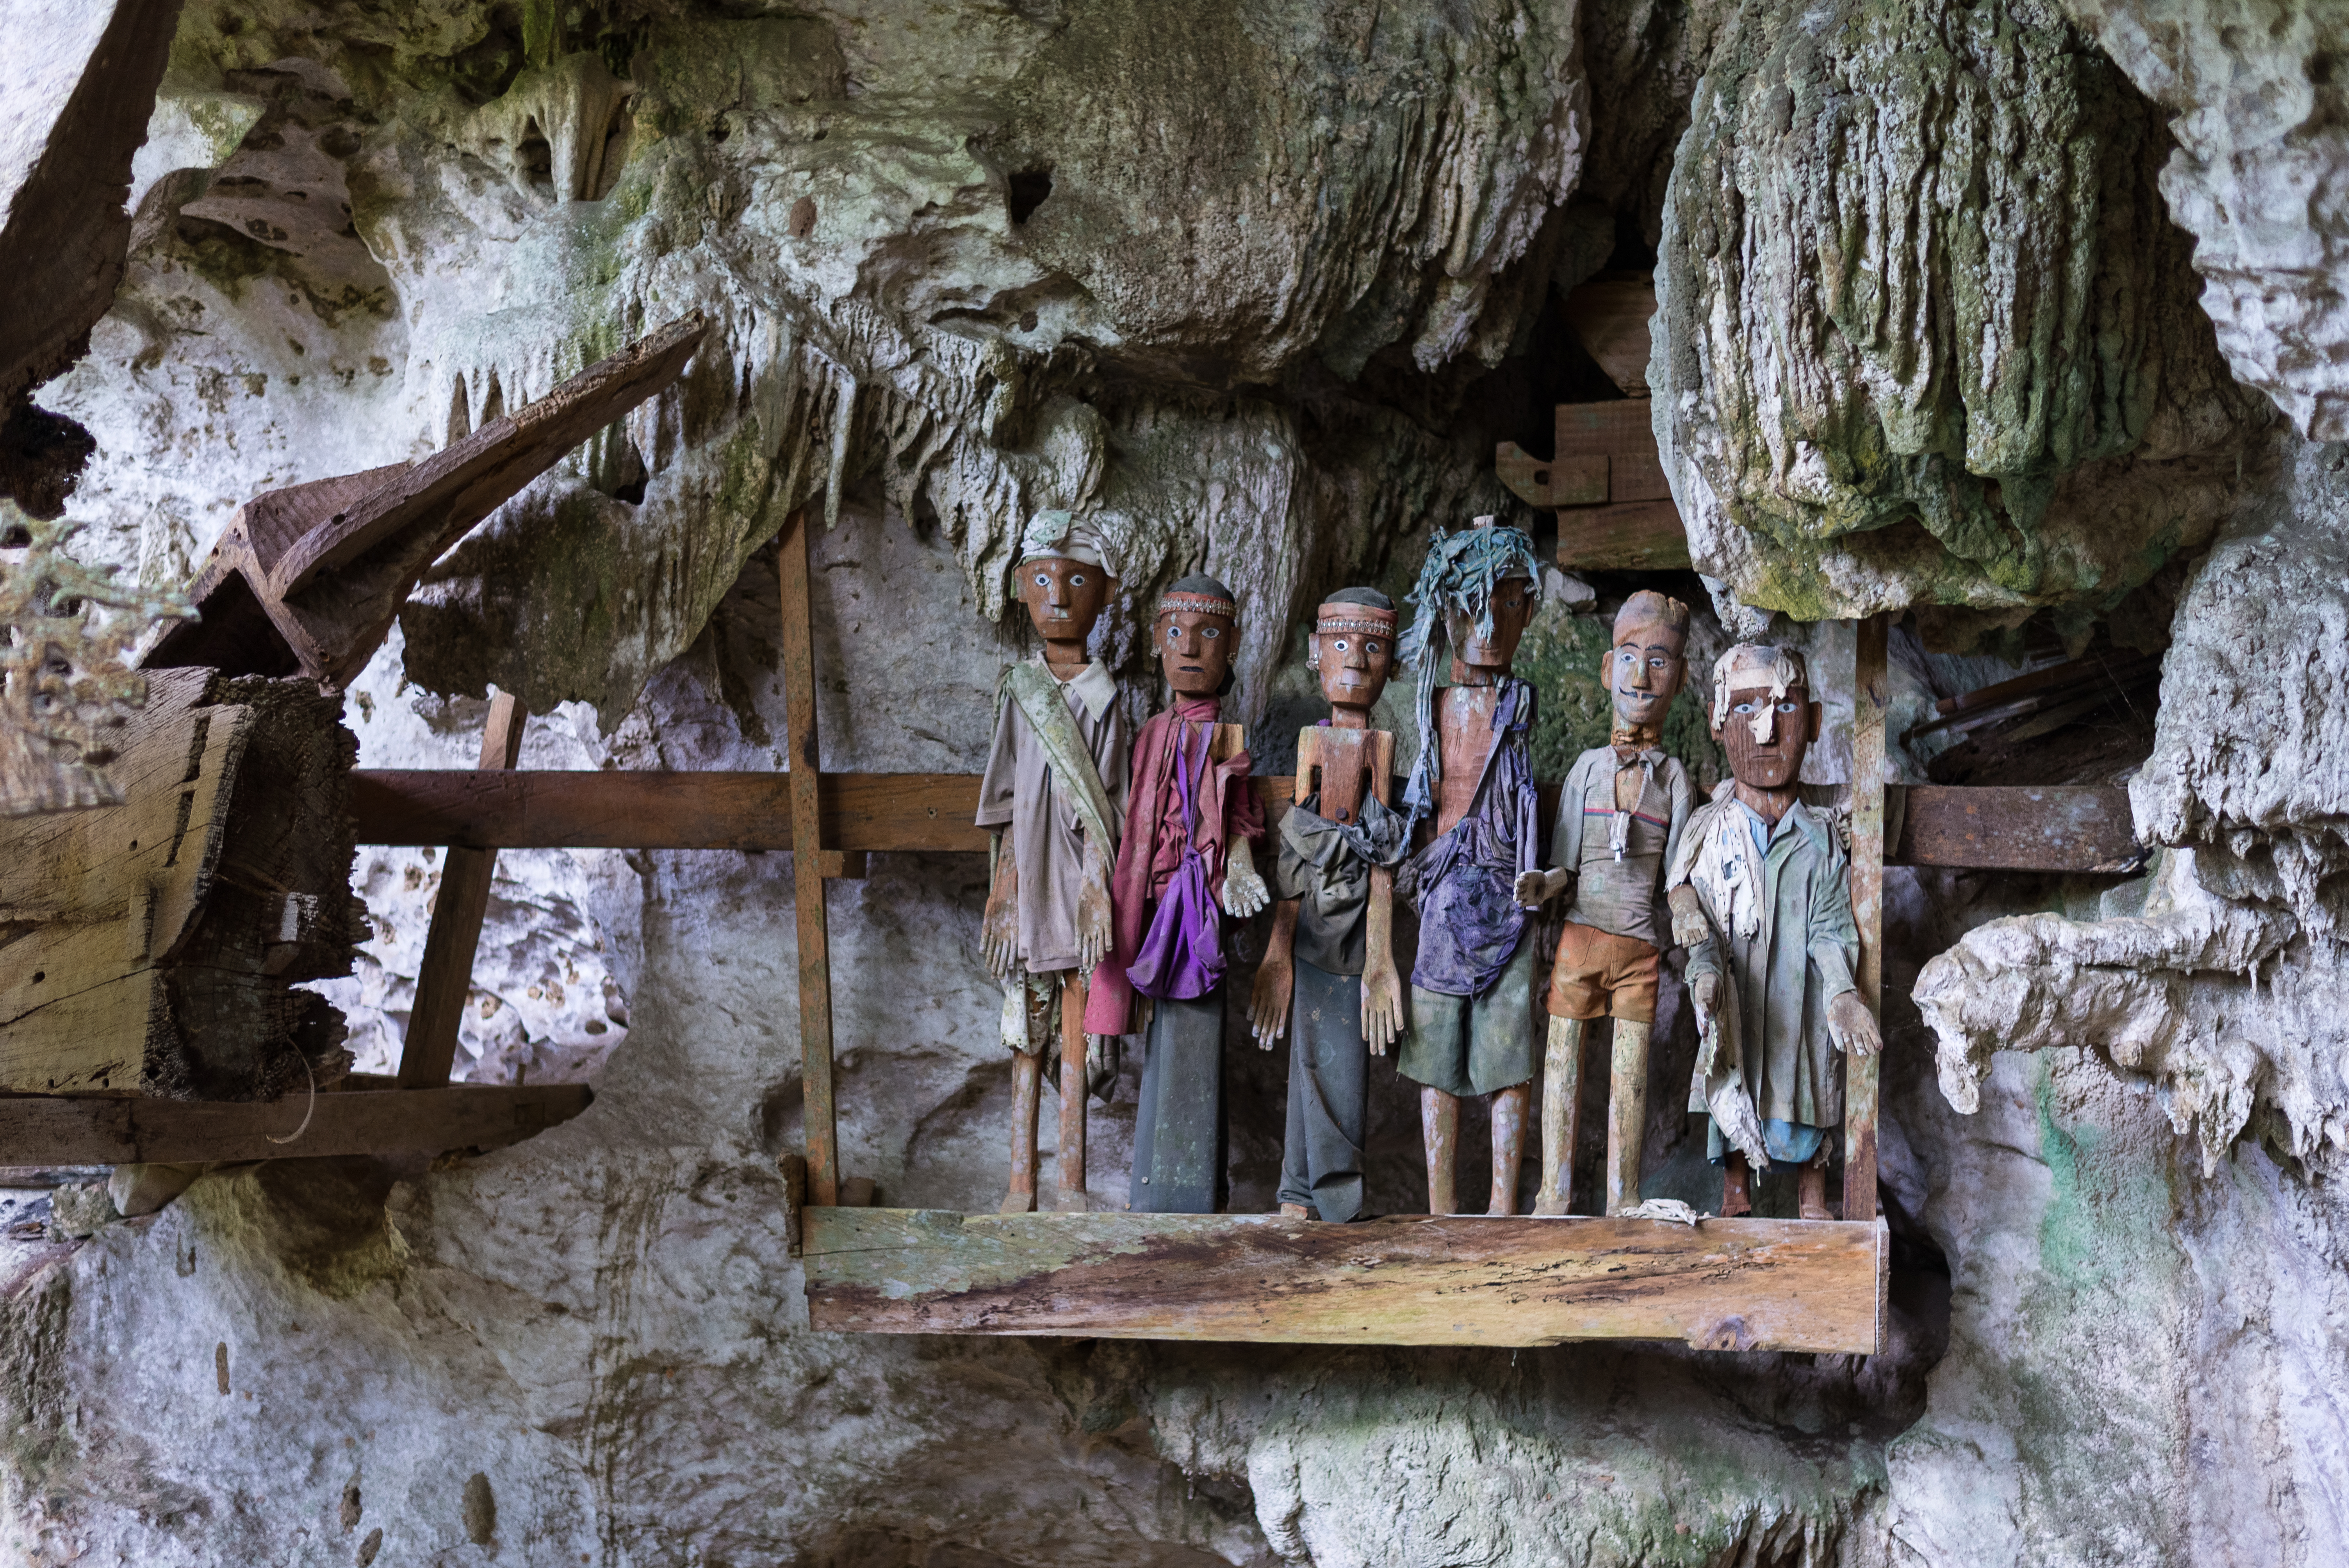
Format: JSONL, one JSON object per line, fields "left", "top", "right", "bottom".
{"left": 1513, "top": 592, "right": 1695, "bottom": 1215}
{"left": 975, "top": 513, "right": 1128, "bottom": 1213}
{"left": 1085, "top": 576, "right": 1267, "bottom": 1213}
{"left": 1394, "top": 519, "right": 1543, "bottom": 1216}
{"left": 1665, "top": 645, "right": 1881, "bottom": 1221}
{"left": 1248, "top": 589, "right": 1407, "bottom": 1221}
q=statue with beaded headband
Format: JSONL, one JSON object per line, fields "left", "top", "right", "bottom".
{"left": 1664, "top": 643, "right": 1881, "bottom": 1221}
{"left": 1084, "top": 575, "right": 1269, "bottom": 1213}
{"left": 1394, "top": 517, "right": 1543, "bottom": 1217}
{"left": 1247, "top": 588, "right": 1409, "bottom": 1222}
{"left": 976, "top": 511, "right": 1130, "bottom": 1213}
{"left": 1514, "top": 590, "right": 1697, "bottom": 1216}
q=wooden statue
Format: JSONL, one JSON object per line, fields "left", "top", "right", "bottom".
{"left": 976, "top": 512, "right": 1128, "bottom": 1213}
{"left": 1394, "top": 518, "right": 1542, "bottom": 1215}
{"left": 1514, "top": 591, "right": 1695, "bottom": 1214}
{"left": 1085, "top": 575, "right": 1268, "bottom": 1213}
{"left": 1665, "top": 644, "right": 1880, "bottom": 1220}
{"left": 1248, "top": 588, "right": 1407, "bottom": 1221}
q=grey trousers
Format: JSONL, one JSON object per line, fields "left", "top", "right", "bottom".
{"left": 1131, "top": 990, "right": 1225, "bottom": 1213}
{"left": 1278, "top": 958, "right": 1369, "bottom": 1222}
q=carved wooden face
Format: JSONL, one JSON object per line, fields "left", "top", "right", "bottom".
{"left": 1605, "top": 622, "right": 1687, "bottom": 732}
{"left": 1019, "top": 556, "right": 1111, "bottom": 643}
{"left": 1715, "top": 682, "right": 1820, "bottom": 789}
{"left": 1157, "top": 608, "right": 1235, "bottom": 695}
{"left": 1309, "top": 622, "right": 1394, "bottom": 713}
{"left": 1443, "top": 574, "right": 1536, "bottom": 671}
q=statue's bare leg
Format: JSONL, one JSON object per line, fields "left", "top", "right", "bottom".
{"left": 1421, "top": 1086, "right": 1460, "bottom": 1215}
{"left": 1798, "top": 1156, "right": 1832, "bottom": 1221}
{"left": 1488, "top": 1083, "right": 1530, "bottom": 1215}
{"left": 1720, "top": 1151, "right": 1753, "bottom": 1217}
{"left": 1534, "top": 1016, "right": 1583, "bottom": 1215}
{"left": 1054, "top": 972, "right": 1089, "bottom": 1212}
{"left": 1604, "top": 1018, "right": 1652, "bottom": 1214}
{"left": 1001, "top": 1049, "right": 1041, "bottom": 1214}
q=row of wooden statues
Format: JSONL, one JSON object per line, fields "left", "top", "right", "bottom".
{"left": 975, "top": 512, "right": 1878, "bottom": 1221}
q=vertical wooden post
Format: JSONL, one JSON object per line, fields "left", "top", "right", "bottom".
{"left": 399, "top": 691, "right": 526, "bottom": 1087}
{"left": 1845, "top": 614, "right": 1887, "bottom": 1223}
{"left": 1057, "top": 973, "right": 1088, "bottom": 1211}
{"left": 777, "top": 509, "right": 841, "bottom": 1207}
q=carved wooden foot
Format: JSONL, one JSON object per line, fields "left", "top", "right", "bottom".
{"left": 1798, "top": 1161, "right": 1834, "bottom": 1222}
{"left": 1721, "top": 1152, "right": 1753, "bottom": 1217}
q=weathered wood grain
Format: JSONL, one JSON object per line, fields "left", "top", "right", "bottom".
{"left": 1555, "top": 501, "right": 1691, "bottom": 571}
{"left": 778, "top": 510, "right": 841, "bottom": 1208}
{"left": 802, "top": 1209, "right": 1886, "bottom": 1352}
{"left": 1891, "top": 785, "right": 2140, "bottom": 871}
{"left": 398, "top": 692, "right": 525, "bottom": 1089}
{"left": 1560, "top": 275, "right": 1656, "bottom": 398}
{"left": 1846, "top": 615, "right": 1887, "bottom": 1225}
{"left": 0, "top": 1084, "right": 590, "bottom": 1165}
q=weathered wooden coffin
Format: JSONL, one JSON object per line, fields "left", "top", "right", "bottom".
{"left": 801, "top": 1210, "right": 1887, "bottom": 1353}
{"left": 0, "top": 666, "right": 360, "bottom": 1099}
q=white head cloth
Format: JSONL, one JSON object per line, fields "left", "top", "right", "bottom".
{"left": 1711, "top": 643, "right": 1808, "bottom": 739}
{"left": 1017, "top": 509, "right": 1106, "bottom": 568}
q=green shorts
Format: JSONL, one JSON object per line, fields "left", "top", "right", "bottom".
{"left": 1398, "top": 930, "right": 1536, "bottom": 1097}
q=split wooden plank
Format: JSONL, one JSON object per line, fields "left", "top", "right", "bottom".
{"left": 801, "top": 1209, "right": 1886, "bottom": 1352}
{"left": 0, "top": 1084, "right": 590, "bottom": 1166}
{"left": 777, "top": 510, "right": 843, "bottom": 1208}
{"left": 1846, "top": 615, "right": 1887, "bottom": 1226}
{"left": 397, "top": 692, "right": 526, "bottom": 1089}
{"left": 1559, "top": 274, "right": 1656, "bottom": 398}
{"left": 1891, "top": 785, "right": 2140, "bottom": 871}
{"left": 144, "top": 315, "right": 708, "bottom": 687}
{"left": 0, "top": 668, "right": 356, "bottom": 1098}
{"left": 1494, "top": 401, "right": 1691, "bottom": 570}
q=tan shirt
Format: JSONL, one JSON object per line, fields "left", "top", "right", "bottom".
{"left": 975, "top": 657, "right": 1128, "bottom": 974}
{"left": 1548, "top": 744, "right": 1694, "bottom": 950}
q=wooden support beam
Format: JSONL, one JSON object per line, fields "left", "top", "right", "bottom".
{"left": 801, "top": 1209, "right": 1886, "bottom": 1352}
{"left": 1845, "top": 615, "right": 1887, "bottom": 1225}
{"left": 397, "top": 693, "right": 525, "bottom": 1089}
{"left": 1890, "top": 785, "right": 2141, "bottom": 871}
{"left": 349, "top": 770, "right": 2143, "bottom": 873}
{"left": 0, "top": 1083, "right": 589, "bottom": 1166}
{"left": 777, "top": 510, "right": 842, "bottom": 1208}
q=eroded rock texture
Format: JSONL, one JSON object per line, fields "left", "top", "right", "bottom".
{"left": 12, "top": 0, "right": 2349, "bottom": 1564}
{"left": 1652, "top": 0, "right": 2270, "bottom": 640}
{"left": 2070, "top": 0, "right": 2349, "bottom": 442}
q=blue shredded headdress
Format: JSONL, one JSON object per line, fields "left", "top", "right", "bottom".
{"left": 1398, "top": 518, "right": 1540, "bottom": 834}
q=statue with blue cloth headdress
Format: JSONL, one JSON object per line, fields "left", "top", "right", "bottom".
{"left": 1392, "top": 517, "right": 1543, "bottom": 1216}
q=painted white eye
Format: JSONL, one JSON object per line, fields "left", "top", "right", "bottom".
{"left": 1034, "top": 572, "right": 1050, "bottom": 587}
{"left": 1331, "top": 638, "right": 1349, "bottom": 651}
{"left": 1203, "top": 626, "right": 1220, "bottom": 639}
{"left": 1068, "top": 573, "right": 1086, "bottom": 586}
{"left": 1733, "top": 701, "right": 1758, "bottom": 715}
{"left": 1365, "top": 641, "right": 1380, "bottom": 655}
{"left": 1777, "top": 700, "right": 1800, "bottom": 713}
{"left": 1166, "top": 626, "right": 1181, "bottom": 642}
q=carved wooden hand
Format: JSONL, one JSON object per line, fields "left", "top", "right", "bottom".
{"left": 980, "top": 844, "right": 1021, "bottom": 981}
{"left": 1361, "top": 959, "right": 1404, "bottom": 1056}
{"left": 1667, "top": 884, "right": 1711, "bottom": 949}
{"left": 1825, "top": 989, "right": 1881, "bottom": 1058}
{"left": 1075, "top": 832, "right": 1112, "bottom": 973}
{"left": 1248, "top": 901, "right": 1298, "bottom": 1048}
{"left": 1222, "top": 837, "right": 1271, "bottom": 918}
{"left": 1513, "top": 867, "right": 1571, "bottom": 909}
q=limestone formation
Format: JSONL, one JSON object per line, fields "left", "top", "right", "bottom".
{"left": 1652, "top": 0, "right": 2271, "bottom": 641}
{"left": 2069, "top": 0, "right": 2349, "bottom": 442}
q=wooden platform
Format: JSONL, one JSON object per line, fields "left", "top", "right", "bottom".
{"left": 0, "top": 1084, "right": 591, "bottom": 1165}
{"left": 800, "top": 1209, "right": 1886, "bottom": 1352}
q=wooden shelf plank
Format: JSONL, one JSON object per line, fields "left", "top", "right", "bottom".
{"left": 801, "top": 1209, "right": 1886, "bottom": 1352}
{"left": 0, "top": 1084, "right": 591, "bottom": 1166}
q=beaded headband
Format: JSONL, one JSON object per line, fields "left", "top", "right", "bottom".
{"left": 1315, "top": 606, "right": 1397, "bottom": 635}
{"left": 1159, "top": 591, "right": 1237, "bottom": 620}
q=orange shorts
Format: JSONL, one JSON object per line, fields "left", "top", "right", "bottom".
{"left": 1545, "top": 922, "right": 1660, "bottom": 1023}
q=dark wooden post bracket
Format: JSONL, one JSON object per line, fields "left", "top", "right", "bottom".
{"left": 397, "top": 691, "right": 526, "bottom": 1088}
